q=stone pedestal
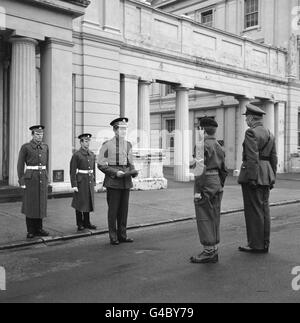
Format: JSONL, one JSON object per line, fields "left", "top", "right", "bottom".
{"left": 9, "top": 37, "right": 38, "bottom": 186}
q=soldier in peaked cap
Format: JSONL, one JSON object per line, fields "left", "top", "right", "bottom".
{"left": 190, "top": 117, "right": 228, "bottom": 264}
{"left": 97, "top": 117, "right": 138, "bottom": 245}
{"left": 238, "top": 103, "right": 278, "bottom": 254}
{"left": 70, "top": 133, "right": 97, "bottom": 231}
{"left": 17, "top": 125, "right": 50, "bottom": 239}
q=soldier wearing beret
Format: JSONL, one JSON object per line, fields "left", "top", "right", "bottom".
{"left": 97, "top": 118, "right": 138, "bottom": 245}
{"left": 70, "top": 134, "right": 97, "bottom": 231}
{"left": 17, "top": 125, "right": 50, "bottom": 239}
{"left": 190, "top": 117, "right": 227, "bottom": 264}
{"left": 238, "top": 103, "right": 278, "bottom": 253}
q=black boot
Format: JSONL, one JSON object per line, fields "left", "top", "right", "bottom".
{"left": 83, "top": 213, "right": 97, "bottom": 230}
{"left": 76, "top": 211, "right": 85, "bottom": 231}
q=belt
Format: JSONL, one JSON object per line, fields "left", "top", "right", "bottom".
{"left": 206, "top": 170, "right": 219, "bottom": 175}
{"left": 26, "top": 166, "right": 46, "bottom": 170}
{"left": 77, "top": 170, "right": 93, "bottom": 174}
{"left": 259, "top": 156, "right": 270, "bottom": 161}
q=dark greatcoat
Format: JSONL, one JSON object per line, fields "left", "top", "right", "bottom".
{"left": 17, "top": 140, "right": 49, "bottom": 219}
{"left": 70, "top": 148, "right": 96, "bottom": 212}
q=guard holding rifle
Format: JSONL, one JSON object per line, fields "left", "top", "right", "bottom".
{"left": 98, "top": 118, "right": 138, "bottom": 245}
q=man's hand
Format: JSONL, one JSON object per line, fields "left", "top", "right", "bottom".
{"left": 21, "top": 185, "right": 26, "bottom": 189}
{"left": 249, "top": 180, "right": 257, "bottom": 188}
{"left": 194, "top": 193, "right": 201, "bottom": 200}
{"left": 73, "top": 187, "right": 79, "bottom": 192}
{"left": 116, "top": 171, "right": 125, "bottom": 178}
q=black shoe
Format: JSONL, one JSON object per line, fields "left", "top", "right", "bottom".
{"left": 190, "top": 251, "right": 218, "bottom": 264}
{"left": 119, "top": 238, "right": 134, "bottom": 243}
{"left": 36, "top": 229, "right": 49, "bottom": 237}
{"left": 84, "top": 224, "right": 97, "bottom": 230}
{"left": 27, "top": 233, "right": 35, "bottom": 239}
{"left": 77, "top": 225, "right": 85, "bottom": 232}
{"left": 238, "top": 246, "right": 268, "bottom": 254}
{"left": 110, "top": 240, "right": 120, "bottom": 245}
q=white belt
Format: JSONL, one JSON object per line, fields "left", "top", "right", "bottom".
{"left": 77, "top": 170, "right": 93, "bottom": 174}
{"left": 26, "top": 166, "right": 46, "bottom": 170}
{"left": 206, "top": 170, "right": 219, "bottom": 175}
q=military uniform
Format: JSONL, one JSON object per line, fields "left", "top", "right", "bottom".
{"left": 97, "top": 118, "right": 138, "bottom": 245}
{"left": 238, "top": 104, "right": 278, "bottom": 253}
{"left": 70, "top": 134, "right": 96, "bottom": 230}
{"left": 191, "top": 118, "right": 227, "bottom": 264}
{"left": 17, "top": 125, "right": 49, "bottom": 238}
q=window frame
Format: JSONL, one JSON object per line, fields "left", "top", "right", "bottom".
{"left": 195, "top": 7, "right": 215, "bottom": 28}
{"left": 244, "top": 0, "right": 259, "bottom": 29}
{"left": 166, "top": 119, "right": 175, "bottom": 150}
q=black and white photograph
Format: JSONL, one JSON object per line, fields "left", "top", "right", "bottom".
{"left": 0, "top": 0, "right": 300, "bottom": 307}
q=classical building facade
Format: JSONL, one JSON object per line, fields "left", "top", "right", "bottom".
{"left": 0, "top": 0, "right": 298, "bottom": 192}
{"left": 150, "top": 0, "right": 300, "bottom": 175}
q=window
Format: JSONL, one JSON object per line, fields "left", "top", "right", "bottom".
{"left": 245, "top": 0, "right": 259, "bottom": 28}
{"left": 201, "top": 10, "right": 213, "bottom": 27}
{"left": 165, "top": 84, "right": 175, "bottom": 96}
{"left": 166, "top": 119, "right": 175, "bottom": 148}
{"left": 298, "top": 111, "right": 300, "bottom": 149}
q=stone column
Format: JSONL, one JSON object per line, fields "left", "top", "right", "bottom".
{"left": 235, "top": 97, "right": 250, "bottom": 174}
{"left": 0, "top": 46, "right": 4, "bottom": 181}
{"left": 41, "top": 39, "right": 73, "bottom": 191}
{"left": 9, "top": 37, "right": 38, "bottom": 186}
{"left": 174, "top": 86, "right": 190, "bottom": 182}
{"left": 275, "top": 102, "right": 286, "bottom": 173}
{"left": 262, "top": 100, "right": 275, "bottom": 134}
{"left": 224, "top": 106, "right": 236, "bottom": 170}
{"left": 120, "top": 75, "right": 139, "bottom": 146}
{"left": 138, "top": 80, "right": 151, "bottom": 149}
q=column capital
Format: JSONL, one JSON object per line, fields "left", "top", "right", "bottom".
{"left": 43, "top": 38, "right": 74, "bottom": 48}
{"left": 175, "top": 84, "right": 192, "bottom": 91}
{"left": 139, "top": 79, "right": 152, "bottom": 85}
{"left": 121, "top": 74, "right": 139, "bottom": 81}
{"left": 235, "top": 95, "right": 251, "bottom": 102}
{"left": 9, "top": 37, "right": 38, "bottom": 46}
{"left": 261, "top": 98, "right": 276, "bottom": 104}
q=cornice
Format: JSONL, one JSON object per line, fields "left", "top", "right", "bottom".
{"left": 60, "top": 0, "right": 90, "bottom": 8}
{"left": 73, "top": 31, "right": 288, "bottom": 86}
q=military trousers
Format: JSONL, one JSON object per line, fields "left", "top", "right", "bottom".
{"left": 26, "top": 218, "right": 43, "bottom": 234}
{"left": 75, "top": 210, "right": 92, "bottom": 227}
{"left": 241, "top": 184, "right": 270, "bottom": 250}
{"left": 106, "top": 188, "right": 130, "bottom": 242}
{"left": 194, "top": 175, "right": 223, "bottom": 247}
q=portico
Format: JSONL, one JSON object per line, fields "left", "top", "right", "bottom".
{"left": 0, "top": 0, "right": 296, "bottom": 193}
